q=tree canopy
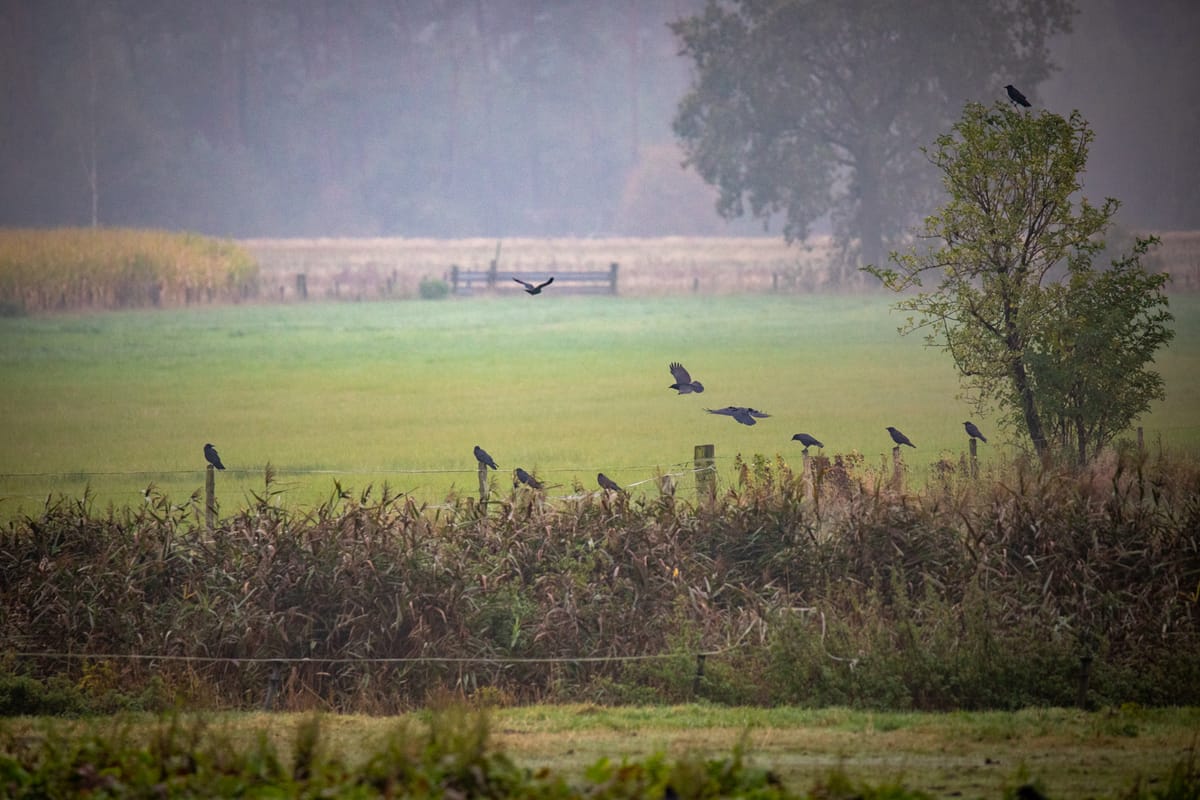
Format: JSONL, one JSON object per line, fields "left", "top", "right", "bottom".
{"left": 870, "top": 102, "right": 1173, "bottom": 463}
{"left": 670, "top": 0, "right": 1074, "bottom": 281}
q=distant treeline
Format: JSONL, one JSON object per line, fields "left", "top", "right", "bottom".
{"left": 0, "top": 228, "right": 259, "bottom": 314}
{"left": 2, "top": 450, "right": 1197, "bottom": 714}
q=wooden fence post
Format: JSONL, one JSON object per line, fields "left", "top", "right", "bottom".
{"left": 487, "top": 259, "right": 498, "bottom": 289}
{"left": 693, "top": 652, "right": 707, "bottom": 697}
{"left": 608, "top": 262, "right": 619, "bottom": 295}
{"left": 477, "top": 461, "right": 490, "bottom": 509}
{"left": 449, "top": 265, "right": 460, "bottom": 295}
{"left": 295, "top": 273, "right": 307, "bottom": 300}
{"left": 205, "top": 464, "right": 216, "bottom": 532}
{"left": 802, "top": 451, "right": 815, "bottom": 502}
{"left": 969, "top": 437, "right": 979, "bottom": 478}
{"left": 892, "top": 446, "right": 904, "bottom": 491}
{"left": 1137, "top": 426, "right": 1144, "bottom": 453}
{"left": 694, "top": 444, "right": 715, "bottom": 501}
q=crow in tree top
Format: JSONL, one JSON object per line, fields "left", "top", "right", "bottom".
{"left": 963, "top": 421, "right": 988, "bottom": 443}
{"left": 597, "top": 473, "right": 622, "bottom": 492}
{"left": 1005, "top": 84, "right": 1031, "bottom": 107}
{"left": 514, "top": 467, "right": 544, "bottom": 489}
{"left": 791, "top": 433, "right": 824, "bottom": 449}
{"left": 706, "top": 406, "right": 770, "bottom": 426}
{"left": 512, "top": 276, "right": 554, "bottom": 294}
{"left": 474, "top": 445, "right": 498, "bottom": 470}
{"left": 203, "top": 443, "right": 225, "bottom": 470}
{"left": 886, "top": 426, "right": 916, "bottom": 448}
{"left": 668, "top": 362, "right": 704, "bottom": 394}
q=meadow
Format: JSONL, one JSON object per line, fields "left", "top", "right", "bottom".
{"left": 1, "top": 293, "right": 1198, "bottom": 518}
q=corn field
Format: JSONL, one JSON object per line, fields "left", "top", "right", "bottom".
{"left": 0, "top": 228, "right": 259, "bottom": 314}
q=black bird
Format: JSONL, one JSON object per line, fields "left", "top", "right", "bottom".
{"left": 514, "top": 467, "right": 543, "bottom": 489}
{"left": 203, "top": 443, "right": 225, "bottom": 470}
{"left": 473, "top": 445, "right": 498, "bottom": 470}
{"left": 886, "top": 426, "right": 916, "bottom": 448}
{"left": 512, "top": 276, "right": 554, "bottom": 295}
{"left": 1005, "top": 84, "right": 1031, "bottom": 107}
{"left": 668, "top": 362, "right": 704, "bottom": 394}
{"left": 706, "top": 406, "right": 770, "bottom": 426}
{"left": 963, "top": 421, "right": 988, "bottom": 443}
{"left": 597, "top": 473, "right": 622, "bottom": 492}
{"left": 791, "top": 433, "right": 824, "bottom": 449}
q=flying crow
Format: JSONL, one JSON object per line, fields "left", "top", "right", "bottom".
{"left": 886, "top": 426, "right": 916, "bottom": 448}
{"left": 706, "top": 406, "right": 770, "bottom": 426}
{"left": 668, "top": 362, "right": 704, "bottom": 394}
{"left": 597, "top": 473, "right": 622, "bottom": 492}
{"left": 203, "top": 443, "right": 225, "bottom": 470}
{"left": 514, "top": 467, "right": 544, "bottom": 489}
{"left": 512, "top": 276, "right": 554, "bottom": 295}
{"left": 791, "top": 433, "right": 824, "bottom": 449}
{"left": 474, "top": 445, "right": 498, "bottom": 470}
{"left": 1005, "top": 84, "right": 1031, "bottom": 107}
{"left": 963, "top": 421, "right": 988, "bottom": 443}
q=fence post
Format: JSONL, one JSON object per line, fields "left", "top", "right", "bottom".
{"left": 891, "top": 446, "right": 904, "bottom": 491}
{"left": 449, "top": 265, "right": 460, "bottom": 295}
{"left": 693, "top": 652, "right": 707, "bottom": 697}
{"left": 205, "top": 464, "right": 216, "bottom": 532}
{"left": 969, "top": 437, "right": 979, "bottom": 478}
{"left": 263, "top": 663, "right": 282, "bottom": 711}
{"left": 694, "top": 444, "right": 715, "bottom": 501}
{"left": 295, "top": 273, "right": 307, "bottom": 300}
{"left": 477, "top": 461, "right": 490, "bottom": 509}
{"left": 608, "top": 262, "right": 619, "bottom": 295}
{"left": 1137, "top": 426, "right": 1144, "bottom": 453}
{"left": 487, "top": 259, "right": 498, "bottom": 289}
{"left": 802, "top": 451, "right": 815, "bottom": 502}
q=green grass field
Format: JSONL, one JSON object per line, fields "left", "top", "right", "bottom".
{"left": 4, "top": 705, "right": 1197, "bottom": 800}
{"left": 2, "top": 294, "right": 1198, "bottom": 519}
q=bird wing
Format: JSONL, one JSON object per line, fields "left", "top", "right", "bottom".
{"left": 731, "top": 408, "right": 756, "bottom": 425}
{"left": 535, "top": 277, "right": 554, "bottom": 290}
{"left": 705, "top": 406, "right": 738, "bottom": 416}
{"left": 747, "top": 408, "right": 771, "bottom": 418}
{"left": 512, "top": 277, "right": 533, "bottom": 289}
{"left": 669, "top": 362, "right": 692, "bottom": 384}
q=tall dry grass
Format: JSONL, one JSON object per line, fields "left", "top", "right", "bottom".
{"left": 0, "top": 228, "right": 259, "bottom": 314}
{"left": 2, "top": 446, "right": 1197, "bottom": 714}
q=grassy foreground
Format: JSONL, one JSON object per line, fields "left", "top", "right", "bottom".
{"left": 2, "top": 294, "right": 1197, "bottom": 518}
{"left": 3, "top": 705, "right": 1197, "bottom": 799}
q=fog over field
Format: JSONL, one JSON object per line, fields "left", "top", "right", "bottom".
{"left": 1, "top": 0, "right": 1197, "bottom": 241}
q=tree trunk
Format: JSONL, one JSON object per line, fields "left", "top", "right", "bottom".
{"left": 1011, "top": 357, "right": 1048, "bottom": 459}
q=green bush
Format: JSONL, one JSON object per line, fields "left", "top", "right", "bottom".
{"left": 419, "top": 276, "right": 450, "bottom": 299}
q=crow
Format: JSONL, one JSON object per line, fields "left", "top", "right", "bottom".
{"left": 668, "top": 362, "right": 704, "bottom": 394}
{"left": 963, "top": 421, "right": 988, "bottom": 443}
{"left": 512, "top": 276, "right": 554, "bottom": 295}
{"left": 1005, "top": 84, "right": 1031, "bottom": 107}
{"left": 886, "top": 426, "right": 916, "bottom": 448}
{"left": 473, "top": 445, "right": 498, "bottom": 470}
{"left": 597, "top": 473, "right": 623, "bottom": 492}
{"left": 791, "top": 433, "right": 824, "bottom": 449}
{"left": 706, "top": 406, "right": 770, "bottom": 426}
{"left": 203, "top": 443, "right": 225, "bottom": 470}
{"left": 514, "top": 467, "right": 543, "bottom": 489}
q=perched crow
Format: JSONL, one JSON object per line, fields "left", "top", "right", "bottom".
{"left": 473, "top": 445, "right": 498, "bottom": 470}
{"left": 203, "top": 443, "right": 225, "bottom": 470}
{"left": 668, "top": 362, "right": 705, "bottom": 394}
{"left": 706, "top": 406, "right": 770, "bottom": 426}
{"left": 512, "top": 276, "right": 554, "bottom": 295}
{"left": 514, "top": 467, "right": 543, "bottom": 489}
{"left": 963, "top": 421, "right": 988, "bottom": 443}
{"left": 886, "top": 426, "right": 916, "bottom": 448}
{"left": 791, "top": 433, "right": 824, "bottom": 449}
{"left": 597, "top": 473, "right": 622, "bottom": 492}
{"left": 1005, "top": 84, "right": 1031, "bottom": 107}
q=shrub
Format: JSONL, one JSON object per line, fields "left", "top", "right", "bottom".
{"left": 418, "top": 276, "right": 450, "bottom": 299}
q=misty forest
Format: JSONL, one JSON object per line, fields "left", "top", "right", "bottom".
{"left": 1, "top": 0, "right": 1198, "bottom": 245}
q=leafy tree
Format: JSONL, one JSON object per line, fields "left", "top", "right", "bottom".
{"left": 670, "top": 0, "right": 1074, "bottom": 281}
{"left": 870, "top": 102, "right": 1174, "bottom": 463}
